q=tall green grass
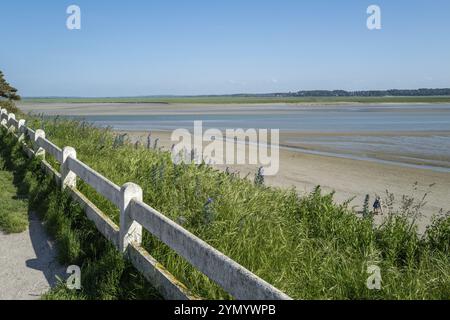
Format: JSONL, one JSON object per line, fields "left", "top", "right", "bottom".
{"left": 2, "top": 113, "right": 449, "bottom": 299}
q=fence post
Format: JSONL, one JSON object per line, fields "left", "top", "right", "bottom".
{"left": 7, "top": 113, "right": 15, "bottom": 132}
{"left": 0, "top": 109, "right": 7, "bottom": 121}
{"left": 34, "top": 129, "right": 46, "bottom": 159}
{"left": 18, "top": 119, "right": 26, "bottom": 142}
{"left": 119, "top": 183, "right": 143, "bottom": 253}
{"left": 61, "top": 147, "right": 77, "bottom": 190}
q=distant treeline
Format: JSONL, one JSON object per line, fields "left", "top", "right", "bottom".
{"left": 229, "top": 88, "right": 450, "bottom": 98}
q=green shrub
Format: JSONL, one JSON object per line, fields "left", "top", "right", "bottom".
{"left": 0, "top": 100, "right": 20, "bottom": 114}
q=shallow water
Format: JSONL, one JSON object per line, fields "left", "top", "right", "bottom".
{"left": 61, "top": 104, "right": 450, "bottom": 171}
{"left": 75, "top": 104, "right": 450, "bottom": 132}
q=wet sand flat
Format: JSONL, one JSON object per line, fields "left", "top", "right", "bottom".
{"left": 18, "top": 101, "right": 450, "bottom": 116}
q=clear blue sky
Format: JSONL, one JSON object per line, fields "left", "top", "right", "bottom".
{"left": 1, "top": 0, "right": 449, "bottom": 97}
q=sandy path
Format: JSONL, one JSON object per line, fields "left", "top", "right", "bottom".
{"left": 0, "top": 212, "right": 65, "bottom": 300}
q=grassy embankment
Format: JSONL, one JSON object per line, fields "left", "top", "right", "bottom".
{"left": 0, "top": 102, "right": 161, "bottom": 300}
{"left": 0, "top": 155, "right": 29, "bottom": 233}
{"left": 22, "top": 96, "right": 450, "bottom": 104}
{"left": 0, "top": 101, "right": 29, "bottom": 233}
{"left": 1, "top": 101, "right": 449, "bottom": 299}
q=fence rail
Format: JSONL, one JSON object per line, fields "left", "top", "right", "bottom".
{"left": 0, "top": 108, "right": 291, "bottom": 300}
{"left": 36, "top": 136, "right": 63, "bottom": 163}
{"left": 67, "top": 156, "right": 122, "bottom": 207}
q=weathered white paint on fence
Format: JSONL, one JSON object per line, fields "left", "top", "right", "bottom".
{"left": 18, "top": 119, "right": 26, "bottom": 131}
{"left": 22, "top": 142, "right": 36, "bottom": 160}
{"left": 130, "top": 200, "right": 291, "bottom": 300}
{"left": 0, "top": 110, "right": 292, "bottom": 300}
{"left": 66, "top": 156, "right": 122, "bottom": 207}
{"left": 34, "top": 129, "right": 46, "bottom": 158}
{"left": 26, "top": 127, "right": 35, "bottom": 139}
{"left": 61, "top": 147, "right": 76, "bottom": 190}
{"left": 7, "top": 113, "right": 16, "bottom": 124}
{"left": 36, "top": 137, "right": 63, "bottom": 163}
{"left": 0, "top": 109, "right": 8, "bottom": 127}
{"left": 119, "top": 183, "right": 143, "bottom": 253}
{"left": 68, "top": 187, "right": 120, "bottom": 248}
{"left": 127, "top": 243, "right": 196, "bottom": 300}
{"left": 8, "top": 117, "right": 18, "bottom": 128}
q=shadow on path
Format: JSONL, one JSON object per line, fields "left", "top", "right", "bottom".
{"left": 26, "top": 211, "right": 66, "bottom": 289}
{"left": 0, "top": 211, "right": 66, "bottom": 300}
{"left": 0, "top": 145, "right": 66, "bottom": 299}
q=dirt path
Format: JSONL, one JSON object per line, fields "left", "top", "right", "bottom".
{"left": 0, "top": 212, "right": 65, "bottom": 300}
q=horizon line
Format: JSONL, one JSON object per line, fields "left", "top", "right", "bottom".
{"left": 19, "top": 87, "right": 450, "bottom": 99}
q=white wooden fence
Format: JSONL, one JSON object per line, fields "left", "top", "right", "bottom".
{"left": 0, "top": 108, "right": 291, "bottom": 300}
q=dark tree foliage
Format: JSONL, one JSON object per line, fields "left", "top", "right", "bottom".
{"left": 289, "top": 88, "right": 450, "bottom": 97}
{"left": 229, "top": 88, "right": 450, "bottom": 98}
{"left": 0, "top": 71, "right": 20, "bottom": 101}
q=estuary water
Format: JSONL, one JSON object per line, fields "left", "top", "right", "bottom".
{"left": 76, "top": 104, "right": 450, "bottom": 133}
{"left": 29, "top": 103, "right": 450, "bottom": 172}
